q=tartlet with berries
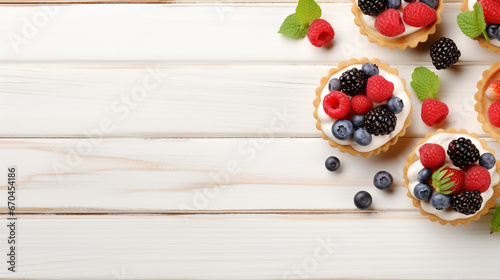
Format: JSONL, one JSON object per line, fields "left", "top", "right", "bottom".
{"left": 403, "top": 128, "right": 500, "bottom": 226}
{"left": 313, "top": 57, "right": 412, "bottom": 157}
{"left": 475, "top": 62, "right": 500, "bottom": 142}
{"left": 352, "top": 0, "right": 444, "bottom": 49}
{"left": 460, "top": 0, "right": 500, "bottom": 54}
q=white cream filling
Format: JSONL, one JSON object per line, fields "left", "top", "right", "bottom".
{"left": 362, "top": 1, "right": 421, "bottom": 38}
{"left": 407, "top": 133, "right": 499, "bottom": 221}
{"left": 468, "top": 0, "right": 500, "bottom": 46}
{"left": 318, "top": 64, "right": 411, "bottom": 152}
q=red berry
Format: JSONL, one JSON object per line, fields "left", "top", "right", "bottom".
{"left": 419, "top": 143, "right": 446, "bottom": 170}
{"left": 403, "top": 2, "right": 437, "bottom": 28}
{"left": 421, "top": 99, "right": 448, "bottom": 126}
{"left": 307, "top": 19, "right": 335, "bottom": 47}
{"left": 350, "top": 95, "right": 373, "bottom": 115}
{"left": 465, "top": 166, "right": 491, "bottom": 193}
{"left": 323, "top": 91, "right": 350, "bottom": 119}
{"left": 374, "top": 9, "right": 405, "bottom": 37}
{"left": 432, "top": 166, "right": 465, "bottom": 195}
{"left": 366, "top": 75, "right": 394, "bottom": 103}
{"left": 479, "top": 0, "right": 500, "bottom": 24}
{"left": 488, "top": 102, "right": 500, "bottom": 127}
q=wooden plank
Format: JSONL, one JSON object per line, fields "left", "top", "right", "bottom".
{"left": 0, "top": 0, "right": 466, "bottom": 3}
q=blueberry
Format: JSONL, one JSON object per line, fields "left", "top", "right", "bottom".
{"left": 479, "top": 153, "right": 496, "bottom": 170}
{"left": 361, "top": 63, "right": 379, "bottom": 77}
{"left": 325, "top": 156, "right": 340, "bottom": 172}
{"left": 417, "top": 168, "right": 432, "bottom": 183}
{"left": 387, "top": 0, "right": 401, "bottom": 9}
{"left": 430, "top": 193, "right": 451, "bottom": 210}
{"left": 351, "top": 115, "right": 365, "bottom": 129}
{"left": 353, "top": 128, "right": 372, "bottom": 146}
{"left": 413, "top": 183, "right": 433, "bottom": 200}
{"left": 328, "top": 78, "right": 341, "bottom": 92}
{"left": 373, "top": 171, "right": 393, "bottom": 190}
{"left": 387, "top": 96, "right": 404, "bottom": 114}
{"left": 354, "top": 191, "right": 372, "bottom": 210}
{"left": 486, "top": 24, "right": 500, "bottom": 40}
{"left": 404, "top": 0, "right": 415, "bottom": 2}
{"left": 420, "top": 0, "right": 437, "bottom": 9}
{"left": 331, "top": 119, "right": 354, "bottom": 140}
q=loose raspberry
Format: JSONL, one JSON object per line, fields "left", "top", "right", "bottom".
{"left": 403, "top": 2, "right": 437, "bottom": 28}
{"left": 366, "top": 75, "right": 394, "bottom": 103}
{"left": 465, "top": 166, "right": 491, "bottom": 193}
{"left": 479, "top": 0, "right": 500, "bottom": 24}
{"left": 307, "top": 19, "right": 335, "bottom": 48}
{"left": 350, "top": 95, "right": 373, "bottom": 115}
{"left": 488, "top": 102, "right": 500, "bottom": 127}
{"left": 323, "top": 91, "right": 350, "bottom": 119}
{"left": 419, "top": 143, "right": 446, "bottom": 170}
{"left": 421, "top": 98, "right": 448, "bottom": 126}
{"left": 374, "top": 9, "right": 405, "bottom": 37}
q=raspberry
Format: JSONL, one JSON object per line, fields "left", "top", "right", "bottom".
{"left": 488, "top": 102, "right": 500, "bottom": 127}
{"left": 366, "top": 75, "right": 394, "bottom": 103}
{"left": 350, "top": 95, "right": 373, "bottom": 115}
{"left": 374, "top": 9, "right": 405, "bottom": 37}
{"left": 479, "top": 0, "right": 500, "bottom": 24}
{"left": 421, "top": 98, "right": 448, "bottom": 126}
{"left": 465, "top": 166, "right": 491, "bottom": 193}
{"left": 403, "top": 2, "right": 437, "bottom": 28}
{"left": 419, "top": 143, "right": 446, "bottom": 170}
{"left": 323, "top": 91, "right": 350, "bottom": 119}
{"left": 307, "top": 19, "right": 335, "bottom": 48}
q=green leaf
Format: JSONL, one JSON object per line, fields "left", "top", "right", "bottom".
{"left": 473, "top": 2, "right": 490, "bottom": 41}
{"left": 491, "top": 207, "right": 500, "bottom": 234}
{"left": 278, "top": 13, "right": 309, "bottom": 39}
{"left": 295, "top": 0, "right": 322, "bottom": 26}
{"left": 457, "top": 2, "right": 489, "bottom": 40}
{"left": 410, "top": 67, "right": 440, "bottom": 101}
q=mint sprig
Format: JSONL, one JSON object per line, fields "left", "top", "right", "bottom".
{"left": 491, "top": 207, "right": 500, "bottom": 234}
{"left": 410, "top": 67, "right": 440, "bottom": 101}
{"left": 457, "top": 2, "right": 490, "bottom": 41}
{"left": 278, "top": 14, "right": 309, "bottom": 38}
{"left": 278, "top": 0, "right": 322, "bottom": 39}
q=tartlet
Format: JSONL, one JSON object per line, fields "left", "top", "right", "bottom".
{"left": 475, "top": 62, "right": 500, "bottom": 142}
{"left": 461, "top": 0, "right": 500, "bottom": 54}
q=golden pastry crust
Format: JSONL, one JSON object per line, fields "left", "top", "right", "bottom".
{"left": 312, "top": 57, "right": 412, "bottom": 157}
{"left": 461, "top": 0, "right": 500, "bottom": 54}
{"left": 351, "top": 0, "right": 445, "bottom": 50}
{"left": 403, "top": 128, "right": 500, "bottom": 226}
{"left": 474, "top": 62, "right": 500, "bottom": 143}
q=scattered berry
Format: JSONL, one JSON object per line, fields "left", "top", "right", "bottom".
{"left": 447, "top": 137, "right": 480, "bottom": 169}
{"left": 351, "top": 95, "right": 373, "bottom": 115}
{"left": 361, "top": 63, "right": 379, "bottom": 77}
{"left": 487, "top": 24, "right": 500, "bottom": 40}
{"left": 413, "top": 183, "right": 433, "bottom": 200}
{"left": 325, "top": 156, "right": 341, "bottom": 172}
{"left": 480, "top": 153, "right": 496, "bottom": 170}
{"left": 353, "top": 128, "right": 372, "bottom": 146}
{"left": 488, "top": 102, "right": 500, "bottom": 127}
{"left": 358, "top": 0, "right": 386, "bottom": 16}
{"left": 421, "top": 98, "right": 448, "bottom": 126}
{"left": 387, "top": 0, "right": 401, "bottom": 9}
{"left": 323, "top": 91, "right": 351, "bottom": 119}
{"left": 430, "top": 37, "right": 461, "bottom": 70}
{"left": 432, "top": 166, "right": 465, "bottom": 195}
{"left": 307, "top": 19, "right": 335, "bottom": 48}
{"left": 451, "top": 190, "right": 483, "bottom": 215}
{"left": 373, "top": 171, "right": 393, "bottom": 190}
{"left": 418, "top": 168, "right": 432, "bottom": 183}
{"left": 465, "top": 166, "right": 491, "bottom": 193}
{"left": 364, "top": 105, "right": 397, "bottom": 136}
{"left": 366, "top": 75, "right": 394, "bottom": 103}
{"left": 328, "top": 78, "right": 341, "bottom": 92}
{"left": 387, "top": 96, "right": 404, "bottom": 114}
{"left": 331, "top": 119, "right": 354, "bottom": 140}
{"left": 420, "top": 0, "right": 438, "bottom": 9}
{"left": 403, "top": 2, "right": 437, "bottom": 28}
{"left": 418, "top": 143, "right": 446, "bottom": 170}
{"left": 430, "top": 193, "right": 452, "bottom": 210}
{"left": 375, "top": 9, "right": 406, "bottom": 37}
{"left": 479, "top": 0, "right": 500, "bottom": 24}
{"left": 485, "top": 80, "right": 500, "bottom": 101}
{"left": 354, "top": 191, "right": 372, "bottom": 209}
{"left": 351, "top": 114, "right": 365, "bottom": 129}
{"left": 340, "top": 68, "right": 367, "bottom": 96}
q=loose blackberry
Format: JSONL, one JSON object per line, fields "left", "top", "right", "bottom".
{"left": 447, "top": 137, "right": 480, "bottom": 169}
{"left": 430, "top": 37, "right": 461, "bottom": 70}
{"left": 339, "top": 68, "right": 367, "bottom": 96}
{"left": 358, "top": 0, "right": 386, "bottom": 16}
{"left": 364, "top": 105, "right": 397, "bottom": 136}
{"left": 451, "top": 190, "right": 482, "bottom": 215}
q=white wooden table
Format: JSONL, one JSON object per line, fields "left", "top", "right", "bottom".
{"left": 0, "top": 0, "right": 499, "bottom": 279}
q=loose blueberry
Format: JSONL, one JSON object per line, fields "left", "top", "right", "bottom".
{"left": 361, "top": 63, "right": 379, "bottom": 77}
{"left": 486, "top": 24, "right": 500, "bottom": 40}
{"left": 430, "top": 193, "right": 451, "bottom": 210}
{"left": 328, "top": 78, "right": 341, "bottom": 92}
{"left": 387, "top": 96, "right": 404, "bottom": 114}
{"left": 479, "top": 153, "right": 496, "bottom": 170}
{"left": 351, "top": 115, "right": 365, "bottom": 129}
{"left": 417, "top": 168, "right": 432, "bottom": 183}
{"left": 413, "top": 183, "right": 433, "bottom": 201}
{"left": 373, "top": 171, "right": 393, "bottom": 190}
{"left": 387, "top": 0, "right": 401, "bottom": 9}
{"left": 325, "top": 156, "right": 341, "bottom": 172}
{"left": 331, "top": 119, "right": 354, "bottom": 140}
{"left": 420, "top": 0, "right": 438, "bottom": 9}
{"left": 354, "top": 191, "right": 372, "bottom": 210}
{"left": 353, "top": 128, "right": 372, "bottom": 146}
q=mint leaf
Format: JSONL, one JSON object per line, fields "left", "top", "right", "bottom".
{"left": 410, "top": 67, "right": 440, "bottom": 101}
{"left": 491, "top": 207, "right": 500, "bottom": 234}
{"left": 295, "top": 0, "right": 322, "bottom": 26}
{"left": 473, "top": 2, "right": 490, "bottom": 41}
{"left": 457, "top": 2, "right": 489, "bottom": 40}
{"left": 278, "top": 13, "right": 309, "bottom": 39}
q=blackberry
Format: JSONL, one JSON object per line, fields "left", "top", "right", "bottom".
{"left": 451, "top": 190, "right": 482, "bottom": 215}
{"left": 358, "top": 0, "right": 386, "bottom": 16}
{"left": 364, "top": 105, "right": 397, "bottom": 136}
{"left": 430, "top": 37, "right": 461, "bottom": 70}
{"left": 339, "top": 68, "right": 367, "bottom": 96}
{"left": 447, "top": 137, "right": 480, "bottom": 169}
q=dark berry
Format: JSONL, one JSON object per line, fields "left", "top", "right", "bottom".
{"left": 358, "top": 0, "right": 386, "bottom": 16}
{"left": 430, "top": 193, "right": 451, "bottom": 210}
{"left": 420, "top": 0, "right": 437, "bottom": 9}
{"left": 413, "top": 183, "right": 433, "bottom": 200}
{"left": 331, "top": 119, "right": 354, "bottom": 140}
{"left": 404, "top": 0, "right": 416, "bottom": 2}
{"left": 353, "top": 128, "right": 372, "bottom": 146}
{"left": 447, "top": 137, "right": 480, "bottom": 169}
{"left": 352, "top": 114, "right": 365, "bottom": 129}
{"left": 486, "top": 24, "right": 500, "bottom": 40}
{"left": 361, "top": 62, "right": 379, "bottom": 77}
{"left": 418, "top": 168, "right": 432, "bottom": 183}
{"left": 451, "top": 190, "right": 482, "bottom": 215}
{"left": 364, "top": 105, "right": 397, "bottom": 136}
{"left": 387, "top": 96, "right": 404, "bottom": 114}
{"left": 339, "top": 68, "right": 367, "bottom": 96}
{"left": 373, "top": 171, "right": 393, "bottom": 190}
{"left": 479, "top": 153, "right": 496, "bottom": 170}
{"left": 325, "top": 156, "right": 340, "bottom": 172}
{"left": 387, "top": 0, "right": 401, "bottom": 9}
{"left": 354, "top": 191, "right": 372, "bottom": 209}
{"left": 328, "top": 78, "right": 341, "bottom": 92}
{"left": 430, "top": 37, "right": 461, "bottom": 70}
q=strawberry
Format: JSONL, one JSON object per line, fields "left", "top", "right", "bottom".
{"left": 432, "top": 166, "right": 465, "bottom": 195}
{"left": 419, "top": 143, "right": 446, "bottom": 170}
{"left": 465, "top": 166, "right": 491, "bottom": 193}
{"left": 374, "top": 9, "right": 405, "bottom": 37}
{"left": 323, "top": 91, "right": 350, "bottom": 119}
{"left": 479, "top": 0, "right": 500, "bottom": 24}
{"left": 488, "top": 101, "right": 500, "bottom": 127}
{"left": 485, "top": 80, "right": 500, "bottom": 101}
{"left": 403, "top": 2, "right": 437, "bottom": 28}
{"left": 351, "top": 94, "right": 372, "bottom": 115}
{"left": 366, "top": 75, "right": 394, "bottom": 103}
{"left": 421, "top": 98, "right": 448, "bottom": 126}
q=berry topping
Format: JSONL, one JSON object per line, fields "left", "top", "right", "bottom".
{"left": 361, "top": 63, "right": 379, "bottom": 77}
{"left": 488, "top": 102, "right": 500, "bottom": 127}
{"left": 447, "top": 137, "right": 480, "bottom": 169}
{"left": 328, "top": 78, "right": 341, "bottom": 92}
{"left": 418, "top": 143, "right": 446, "bottom": 170}
{"left": 480, "top": 153, "right": 496, "bottom": 170}
{"left": 351, "top": 95, "right": 373, "bottom": 115}
{"left": 485, "top": 80, "right": 500, "bottom": 101}
{"left": 387, "top": 0, "right": 401, "bottom": 9}
{"left": 387, "top": 96, "right": 404, "bottom": 114}
{"left": 354, "top": 191, "right": 372, "bottom": 209}
{"left": 420, "top": 0, "right": 438, "bottom": 9}
{"left": 364, "top": 105, "right": 397, "bottom": 136}
{"left": 421, "top": 98, "right": 448, "bottom": 126}
{"left": 418, "top": 168, "right": 432, "bottom": 183}
{"left": 358, "top": 0, "right": 386, "bottom": 16}
{"left": 353, "top": 128, "right": 372, "bottom": 146}
{"left": 430, "top": 37, "right": 461, "bottom": 70}
{"left": 465, "top": 166, "right": 491, "bottom": 193}
{"left": 331, "top": 119, "right": 354, "bottom": 140}
{"left": 373, "top": 171, "right": 393, "bottom": 190}
{"left": 403, "top": 2, "right": 437, "bottom": 28}
{"left": 339, "top": 68, "right": 367, "bottom": 96}
{"left": 323, "top": 91, "right": 351, "bottom": 119}
{"left": 430, "top": 193, "right": 452, "bottom": 210}
{"left": 307, "top": 19, "right": 335, "bottom": 48}
{"left": 375, "top": 9, "right": 406, "bottom": 37}
{"left": 451, "top": 190, "right": 483, "bottom": 215}
{"left": 487, "top": 24, "right": 500, "bottom": 40}
{"left": 431, "top": 166, "right": 465, "bottom": 195}
{"left": 325, "top": 156, "right": 341, "bottom": 172}
{"left": 366, "top": 75, "right": 394, "bottom": 103}
{"left": 479, "top": 0, "right": 500, "bottom": 24}
{"left": 351, "top": 114, "right": 365, "bottom": 129}
{"left": 413, "top": 183, "right": 433, "bottom": 200}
